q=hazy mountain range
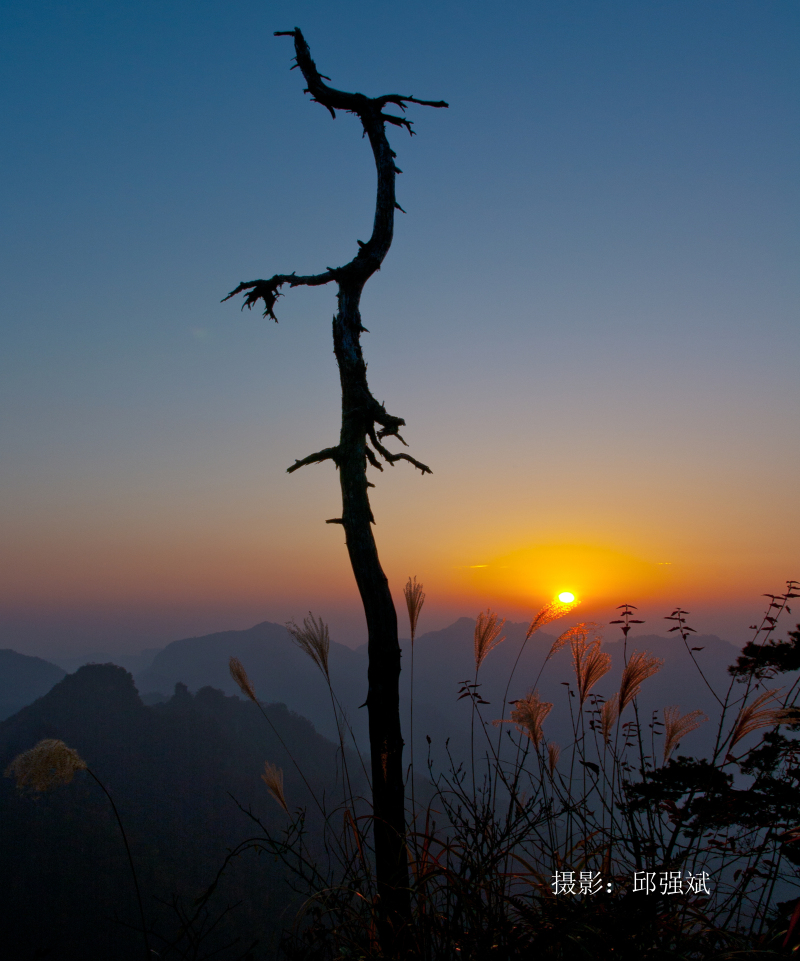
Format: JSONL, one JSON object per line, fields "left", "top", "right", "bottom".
{"left": 2, "top": 617, "right": 794, "bottom": 958}
{"left": 0, "top": 647, "right": 67, "bottom": 720}
{"left": 2, "top": 616, "right": 755, "bottom": 762}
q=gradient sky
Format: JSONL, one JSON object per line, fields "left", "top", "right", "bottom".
{"left": 1, "top": 0, "right": 798, "bottom": 657}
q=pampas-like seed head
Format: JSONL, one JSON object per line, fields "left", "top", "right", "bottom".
{"left": 618, "top": 651, "right": 663, "bottom": 712}
{"left": 287, "top": 613, "right": 330, "bottom": 680}
{"left": 526, "top": 595, "right": 579, "bottom": 640}
{"left": 495, "top": 690, "right": 553, "bottom": 748}
{"left": 474, "top": 609, "right": 506, "bottom": 672}
{"left": 229, "top": 656, "right": 258, "bottom": 702}
{"left": 5, "top": 739, "right": 87, "bottom": 793}
{"left": 728, "top": 689, "right": 794, "bottom": 751}
{"left": 404, "top": 576, "right": 425, "bottom": 645}
{"left": 548, "top": 622, "right": 602, "bottom": 662}
{"left": 663, "top": 706, "right": 707, "bottom": 763}
{"left": 571, "top": 633, "right": 611, "bottom": 706}
{"left": 600, "top": 694, "right": 620, "bottom": 745}
{"left": 547, "top": 742, "right": 561, "bottom": 775}
{"left": 261, "top": 761, "right": 289, "bottom": 813}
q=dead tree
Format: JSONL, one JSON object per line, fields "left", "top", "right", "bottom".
{"left": 224, "top": 28, "right": 446, "bottom": 947}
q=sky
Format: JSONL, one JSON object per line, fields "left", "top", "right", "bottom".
{"left": 1, "top": 0, "right": 798, "bottom": 658}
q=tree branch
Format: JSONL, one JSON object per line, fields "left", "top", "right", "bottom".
{"left": 226, "top": 31, "right": 447, "bottom": 323}
{"left": 276, "top": 29, "right": 449, "bottom": 118}
{"left": 222, "top": 271, "right": 338, "bottom": 321}
{"left": 366, "top": 397, "right": 406, "bottom": 437}
{"left": 378, "top": 94, "right": 450, "bottom": 110}
{"left": 286, "top": 446, "right": 340, "bottom": 474}
{"left": 365, "top": 445, "right": 384, "bottom": 472}
{"left": 368, "top": 427, "right": 432, "bottom": 475}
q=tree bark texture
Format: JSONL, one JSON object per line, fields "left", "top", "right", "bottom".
{"left": 225, "top": 29, "right": 446, "bottom": 949}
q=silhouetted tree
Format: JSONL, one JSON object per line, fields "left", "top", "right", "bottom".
{"left": 225, "top": 28, "right": 446, "bottom": 950}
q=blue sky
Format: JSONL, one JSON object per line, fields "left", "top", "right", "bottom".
{"left": 1, "top": 0, "right": 798, "bottom": 655}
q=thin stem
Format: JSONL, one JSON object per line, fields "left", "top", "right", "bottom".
{"left": 86, "top": 769, "right": 152, "bottom": 960}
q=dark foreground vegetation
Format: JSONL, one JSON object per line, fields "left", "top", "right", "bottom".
{"left": 4, "top": 582, "right": 800, "bottom": 959}
{"left": 0, "top": 664, "right": 364, "bottom": 959}
{"left": 215, "top": 584, "right": 800, "bottom": 960}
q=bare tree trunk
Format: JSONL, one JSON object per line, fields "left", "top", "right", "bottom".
{"left": 335, "top": 279, "right": 412, "bottom": 935}
{"left": 225, "top": 28, "right": 446, "bottom": 951}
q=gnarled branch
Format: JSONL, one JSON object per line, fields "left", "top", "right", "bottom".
{"left": 368, "top": 426, "right": 432, "bottom": 475}
{"left": 286, "top": 446, "right": 340, "bottom": 474}
{"left": 223, "top": 270, "right": 338, "bottom": 322}
{"left": 225, "top": 29, "right": 447, "bottom": 322}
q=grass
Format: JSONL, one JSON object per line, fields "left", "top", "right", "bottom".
{"left": 223, "top": 580, "right": 800, "bottom": 959}
{"left": 8, "top": 581, "right": 800, "bottom": 959}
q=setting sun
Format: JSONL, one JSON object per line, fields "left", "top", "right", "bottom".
{"left": 558, "top": 591, "right": 576, "bottom": 603}
{"left": 460, "top": 544, "right": 669, "bottom": 608}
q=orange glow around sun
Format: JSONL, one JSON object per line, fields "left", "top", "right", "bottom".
{"left": 461, "top": 543, "right": 670, "bottom": 608}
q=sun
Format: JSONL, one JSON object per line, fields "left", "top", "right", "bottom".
{"left": 558, "top": 591, "right": 576, "bottom": 603}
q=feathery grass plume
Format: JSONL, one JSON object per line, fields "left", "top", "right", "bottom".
{"left": 548, "top": 621, "right": 601, "bottom": 662}
{"left": 8, "top": 738, "right": 153, "bottom": 956}
{"left": 547, "top": 742, "right": 561, "bottom": 775}
{"left": 618, "top": 650, "right": 663, "bottom": 712}
{"left": 495, "top": 691, "right": 553, "bottom": 748}
{"left": 229, "top": 656, "right": 258, "bottom": 702}
{"left": 474, "top": 609, "right": 506, "bottom": 672}
{"left": 525, "top": 595, "right": 579, "bottom": 640}
{"left": 287, "top": 612, "right": 330, "bottom": 680}
{"left": 261, "top": 761, "right": 289, "bottom": 813}
{"left": 5, "top": 739, "right": 87, "bottom": 793}
{"left": 728, "top": 688, "right": 794, "bottom": 752}
{"left": 571, "top": 633, "right": 611, "bottom": 706}
{"left": 404, "top": 576, "right": 425, "bottom": 644}
{"left": 663, "top": 706, "right": 707, "bottom": 763}
{"left": 600, "top": 694, "right": 620, "bottom": 745}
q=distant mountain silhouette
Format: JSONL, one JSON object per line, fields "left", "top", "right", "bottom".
{"left": 134, "top": 616, "right": 745, "bottom": 766}
{"left": 0, "top": 617, "right": 750, "bottom": 758}
{"left": 136, "top": 620, "right": 371, "bottom": 745}
{"left": 50, "top": 645, "right": 163, "bottom": 675}
{"left": 0, "top": 647, "right": 66, "bottom": 720}
{"left": 0, "top": 663, "right": 366, "bottom": 961}
{"left": 0, "top": 620, "right": 779, "bottom": 959}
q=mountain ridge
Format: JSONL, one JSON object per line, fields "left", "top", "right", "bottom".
{"left": 0, "top": 616, "right": 754, "bottom": 762}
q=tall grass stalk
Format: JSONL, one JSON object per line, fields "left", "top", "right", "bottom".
{"left": 221, "top": 581, "right": 800, "bottom": 959}
{"left": 404, "top": 576, "right": 425, "bottom": 823}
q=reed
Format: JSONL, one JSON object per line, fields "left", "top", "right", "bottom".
{"left": 241, "top": 581, "right": 800, "bottom": 959}
{"left": 495, "top": 690, "right": 553, "bottom": 749}
{"left": 662, "top": 706, "right": 706, "bottom": 763}
{"left": 29, "top": 582, "right": 797, "bottom": 958}
{"left": 473, "top": 608, "right": 506, "bottom": 673}
{"left": 262, "top": 760, "right": 290, "bottom": 813}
